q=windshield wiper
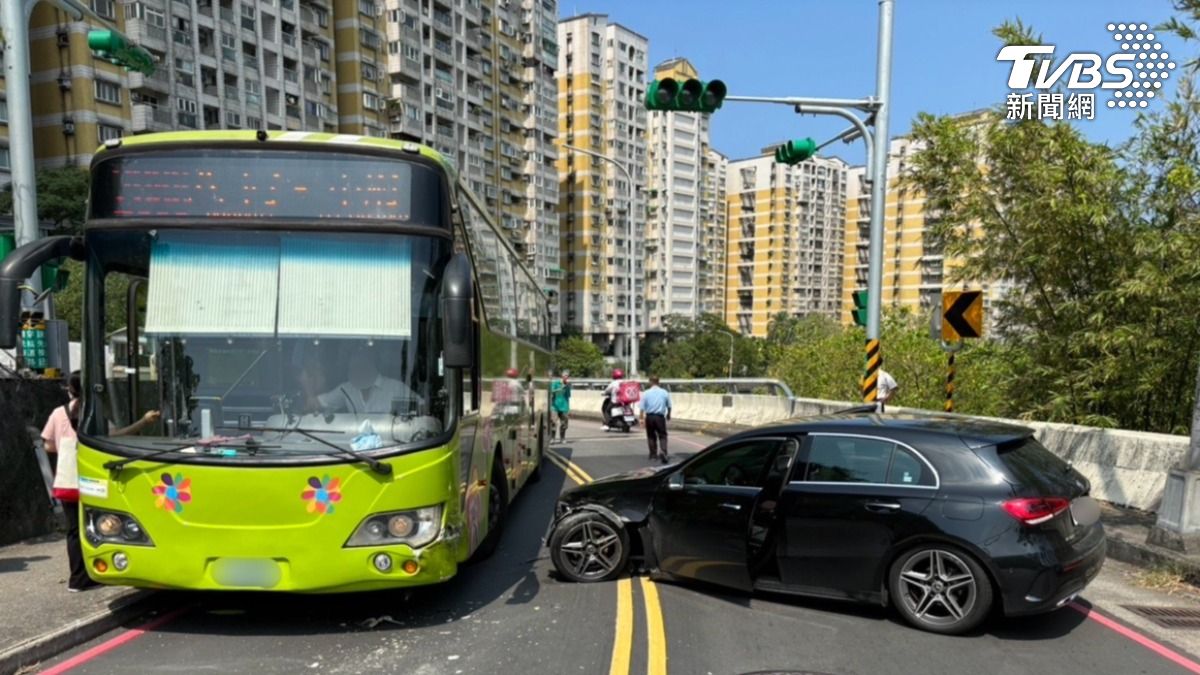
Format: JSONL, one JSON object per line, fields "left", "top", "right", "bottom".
{"left": 248, "top": 426, "right": 392, "bottom": 476}
{"left": 104, "top": 442, "right": 196, "bottom": 475}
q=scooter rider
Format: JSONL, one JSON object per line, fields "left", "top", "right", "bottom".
{"left": 601, "top": 369, "right": 623, "bottom": 428}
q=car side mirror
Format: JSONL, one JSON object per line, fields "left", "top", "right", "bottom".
{"left": 667, "top": 472, "right": 684, "bottom": 491}
{"left": 0, "top": 236, "right": 84, "bottom": 349}
{"left": 441, "top": 252, "right": 474, "bottom": 369}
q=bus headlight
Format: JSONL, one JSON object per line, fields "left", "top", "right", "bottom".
{"left": 84, "top": 508, "right": 153, "bottom": 547}
{"left": 346, "top": 505, "right": 442, "bottom": 549}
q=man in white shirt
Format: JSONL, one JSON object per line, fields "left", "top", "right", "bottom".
{"left": 312, "top": 347, "right": 416, "bottom": 415}
{"left": 876, "top": 369, "right": 898, "bottom": 413}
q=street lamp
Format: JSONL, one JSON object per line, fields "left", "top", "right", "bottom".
{"left": 563, "top": 144, "right": 639, "bottom": 377}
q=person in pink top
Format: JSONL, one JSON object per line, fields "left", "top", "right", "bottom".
{"left": 42, "top": 372, "right": 160, "bottom": 591}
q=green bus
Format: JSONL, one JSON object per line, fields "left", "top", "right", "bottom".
{"left": 0, "top": 131, "right": 551, "bottom": 592}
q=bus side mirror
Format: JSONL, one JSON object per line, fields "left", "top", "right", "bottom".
{"left": 0, "top": 236, "right": 83, "bottom": 349}
{"left": 442, "top": 252, "right": 474, "bottom": 370}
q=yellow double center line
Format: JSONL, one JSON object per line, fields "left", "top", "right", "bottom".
{"left": 546, "top": 449, "right": 667, "bottom": 675}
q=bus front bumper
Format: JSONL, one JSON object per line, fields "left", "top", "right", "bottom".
{"left": 82, "top": 535, "right": 461, "bottom": 593}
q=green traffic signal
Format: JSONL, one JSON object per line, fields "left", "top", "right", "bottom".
{"left": 774, "top": 138, "right": 818, "bottom": 165}
{"left": 645, "top": 79, "right": 680, "bottom": 110}
{"left": 852, "top": 290, "right": 869, "bottom": 327}
{"left": 645, "top": 78, "right": 726, "bottom": 113}
{"left": 88, "top": 29, "right": 156, "bottom": 76}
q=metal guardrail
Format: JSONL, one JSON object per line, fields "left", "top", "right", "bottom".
{"left": 566, "top": 378, "right": 796, "bottom": 399}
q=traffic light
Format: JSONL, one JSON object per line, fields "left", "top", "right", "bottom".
{"left": 774, "top": 138, "right": 818, "bottom": 165}
{"left": 852, "top": 290, "right": 868, "bottom": 327}
{"left": 88, "top": 30, "right": 156, "bottom": 76}
{"left": 645, "top": 78, "right": 726, "bottom": 113}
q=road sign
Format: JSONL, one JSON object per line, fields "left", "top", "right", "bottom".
{"left": 941, "top": 290, "right": 983, "bottom": 341}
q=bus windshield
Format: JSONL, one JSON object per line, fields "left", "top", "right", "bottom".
{"left": 87, "top": 228, "right": 452, "bottom": 460}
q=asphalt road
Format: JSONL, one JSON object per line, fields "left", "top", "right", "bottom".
{"left": 37, "top": 420, "right": 1200, "bottom": 675}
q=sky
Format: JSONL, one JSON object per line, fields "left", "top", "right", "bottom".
{"left": 559, "top": 0, "right": 1191, "bottom": 166}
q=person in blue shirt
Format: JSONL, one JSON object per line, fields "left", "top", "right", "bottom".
{"left": 639, "top": 376, "right": 672, "bottom": 464}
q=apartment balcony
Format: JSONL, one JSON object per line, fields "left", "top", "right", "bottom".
{"left": 131, "top": 103, "right": 172, "bottom": 133}
{"left": 127, "top": 69, "right": 170, "bottom": 94}
{"left": 394, "top": 55, "right": 420, "bottom": 83}
{"left": 123, "top": 20, "right": 167, "bottom": 51}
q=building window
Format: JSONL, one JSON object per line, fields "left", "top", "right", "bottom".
{"left": 92, "top": 0, "right": 115, "bottom": 19}
{"left": 362, "top": 92, "right": 379, "bottom": 110}
{"left": 358, "top": 0, "right": 376, "bottom": 16}
{"left": 0, "top": 98, "right": 7, "bottom": 124}
{"left": 360, "top": 29, "right": 380, "bottom": 50}
{"left": 99, "top": 124, "right": 123, "bottom": 142}
{"left": 94, "top": 80, "right": 122, "bottom": 105}
{"left": 247, "top": 116, "right": 262, "bottom": 130}
{"left": 361, "top": 61, "right": 378, "bottom": 82}
{"left": 225, "top": 111, "right": 241, "bottom": 127}
{"left": 403, "top": 44, "right": 419, "bottom": 61}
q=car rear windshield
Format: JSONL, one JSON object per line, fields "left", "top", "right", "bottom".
{"left": 987, "top": 436, "right": 1081, "bottom": 495}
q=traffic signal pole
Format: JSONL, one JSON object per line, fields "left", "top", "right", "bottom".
{"left": 2, "top": 0, "right": 155, "bottom": 305}
{"left": 865, "top": 0, "right": 895, "bottom": 403}
{"left": 2, "top": 0, "right": 42, "bottom": 254}
{"left": 720, "top": 0, "right": 894, "bottom": 404}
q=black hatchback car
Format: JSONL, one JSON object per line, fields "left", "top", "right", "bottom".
{"left": 547, "top": 415, "right": 1105, "bottom": 635}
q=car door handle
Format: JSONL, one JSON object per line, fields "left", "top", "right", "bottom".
{"left": 864, "top": 501, "right": 902, "bottom": 513}
{"left": 718, "top": 502, "right": 742, "bottom": 511}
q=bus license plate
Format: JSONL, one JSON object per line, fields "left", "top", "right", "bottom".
{"left": 210, "top": 558, "right": 283, "bottom": 588}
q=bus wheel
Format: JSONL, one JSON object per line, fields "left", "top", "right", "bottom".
{"left": 529, "top": 417, "right": 545, "bottom": 483}
{"left": 472, "top": 456, "right": 509, "bottom": 561}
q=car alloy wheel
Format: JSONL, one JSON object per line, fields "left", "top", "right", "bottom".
{"left": 549, "top": 511, "right": 630, "bottom": 583}
{"left": 890, "top": 545, "right": 993, "bottom": 635}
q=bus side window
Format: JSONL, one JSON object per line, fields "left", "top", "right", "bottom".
{"left": 452, "top": 201, "right": 480, "bottom": 414}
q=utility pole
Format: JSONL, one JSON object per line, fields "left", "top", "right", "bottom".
{"left": 563, "top": 144, "right": 639, "bottom": 377}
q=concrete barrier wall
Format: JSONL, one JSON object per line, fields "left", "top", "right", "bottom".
{"left": 0, "top": 379, "right": 66, "bottom": 545}
{"left": 568, "top": 389, "right": 1184, "bottom": 513}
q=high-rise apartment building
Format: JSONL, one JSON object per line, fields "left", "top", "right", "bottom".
{"left": 556, "top": 14, "right": 648, "bottom": 351}
{"left": 698, "top": 146, "right": 728, "bottom": 317}
{"left": 841, "top": 131, "right": 1008, "bottom": 330}
{"left": 643, "top": 57, "right": 711, "bottom": 329}
{"left": 383, "top": 0, "right": 561, "bottom": 312}
{"left": 725, "top": 150, "right": 848, "bottom": 337}
{"left": 0, "top": 0, "right": 345, "bottom": 179}
{"left": 1, "top": 0, "right": 561, "bottom": 307}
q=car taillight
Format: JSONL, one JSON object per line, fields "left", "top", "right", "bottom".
{"left": 1002, "top": 497, "right": 1070, "bottom": 526}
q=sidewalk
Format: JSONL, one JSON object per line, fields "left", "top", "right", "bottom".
{"left": 0, "top": 534, "right": 155, "bottom": 675}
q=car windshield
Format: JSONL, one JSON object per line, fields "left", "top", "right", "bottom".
{"left": 86, "top": 228, "right": 451, "bottom": 459}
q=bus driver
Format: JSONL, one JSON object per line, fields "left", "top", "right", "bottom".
{"left": 304, "top": 346, "right": 417, "bottom": 416}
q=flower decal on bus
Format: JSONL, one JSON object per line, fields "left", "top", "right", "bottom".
{"left": 301, "top": 475, "right": 342, "bottom": 515}
{"left": 152, "top": 473, "right": 191, "bottom": 513}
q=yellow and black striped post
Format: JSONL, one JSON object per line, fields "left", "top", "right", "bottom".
{"left": 862, "top": 338, "right": 881, "bottom": 403}
{"left": 944, "top": 352, "right": 956, "bottom": 412}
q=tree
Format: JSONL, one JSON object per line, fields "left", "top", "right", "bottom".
{"left": 0, "top": 167, "right": 90, "bottom": 234}
{"left": 902, "top": 20, "right": 1200, "bottom": 432}
{"left": 647, "top": 313, "right": 766, "bottom": 379}
{"left": 554, "top": 336, "right": 605, "bottom": 377}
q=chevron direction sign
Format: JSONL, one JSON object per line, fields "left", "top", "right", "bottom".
{"left": 941, "top": 290, "right": 983, "bottom": 341}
